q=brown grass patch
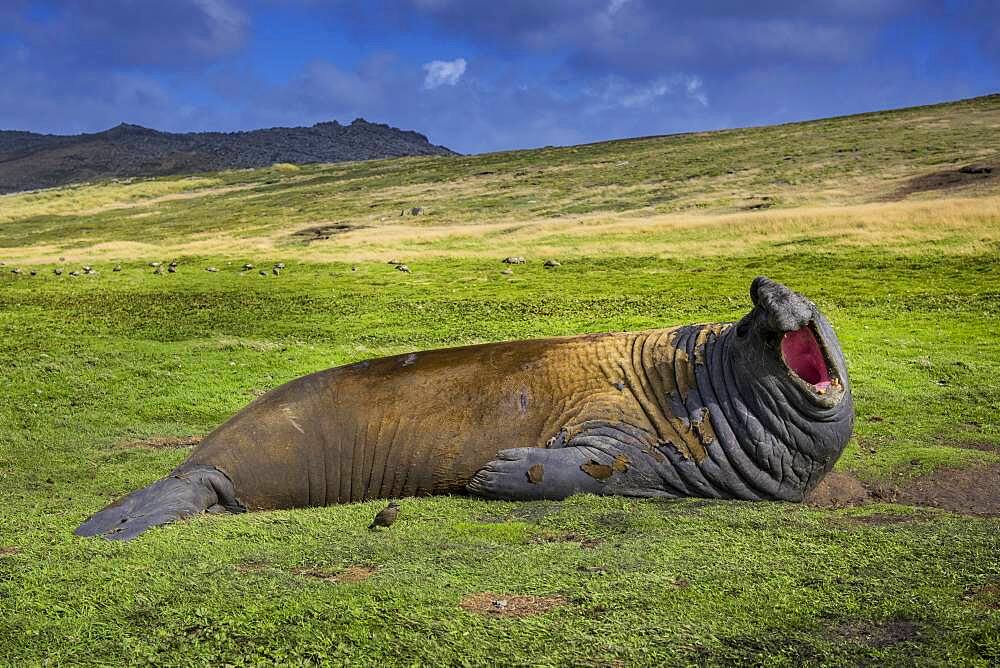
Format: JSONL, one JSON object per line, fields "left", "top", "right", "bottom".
{"left": 293, "top": 565, "right": 376, "bottom": 583}
{"left": 116, "top": 435, "right": 202, "bottom": 450}
{"left": 233, "top": 559, "right": 270, "bottom": 573}
{"left": 459, "top": 592, "right": 566, "bottom": 617}
{"left": 0, "top": 547, "right": 19, "bottom": 557}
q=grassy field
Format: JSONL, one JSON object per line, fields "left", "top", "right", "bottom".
{"left": 1, "top": 95, "right": 999, "bottom": 665}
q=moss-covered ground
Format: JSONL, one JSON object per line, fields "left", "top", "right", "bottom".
{"left": 1, "top": 95, "right": 999, "bottom": 666}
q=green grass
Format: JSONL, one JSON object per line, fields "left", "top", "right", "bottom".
{"left": 2, "top": 95, "right": 1000, "bottom": 665}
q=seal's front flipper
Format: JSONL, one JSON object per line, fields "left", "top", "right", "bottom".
{"left": 467, "top": 447, "right": 613, "bottom": 500}
{"left": 75, "top": 466, "right": 244, "bottom": 540}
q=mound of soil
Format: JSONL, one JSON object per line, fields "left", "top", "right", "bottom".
{"left": 805, "top": 472, "right": 870, "bottom": 509}
{"left": 459, "top": 592, "right": 566, "bottom": 617}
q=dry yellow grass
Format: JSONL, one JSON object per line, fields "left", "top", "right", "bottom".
{"left": 5, "top": 194, "right": 998, "bottom": 265}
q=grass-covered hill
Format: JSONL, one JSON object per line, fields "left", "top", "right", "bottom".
{"left": 1, "top": 94, "right": 998, "bottom": 665}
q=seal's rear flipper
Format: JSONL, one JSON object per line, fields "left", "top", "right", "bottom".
{"left": 75, "top": 466, "right": 244, "bottom": 541}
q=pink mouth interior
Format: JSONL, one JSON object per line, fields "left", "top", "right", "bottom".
{"left": 781, "top": 326, "right": 831, "bottom": 390}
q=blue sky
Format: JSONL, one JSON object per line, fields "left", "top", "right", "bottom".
{"left": 0, "top": 1, "right": 997, "bottom": 154}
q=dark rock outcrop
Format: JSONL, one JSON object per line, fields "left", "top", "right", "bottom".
{"left": 0, "top": 118, "right": 456, "bottom": 194}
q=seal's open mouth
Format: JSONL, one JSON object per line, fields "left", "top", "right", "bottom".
{"left": 781, "top": 324, "right": 840, "bottom": 396}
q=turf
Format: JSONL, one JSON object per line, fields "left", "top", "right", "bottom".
{"left": 1, "top": 95, "right": 999, "bottom": 666}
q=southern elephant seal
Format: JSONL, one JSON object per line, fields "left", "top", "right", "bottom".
{"left": 77, "top": 276, "right": 855, "bottom": 540}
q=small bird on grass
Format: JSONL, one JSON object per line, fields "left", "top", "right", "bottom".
{"left": 368, "top": 501, "right": 400, "bottom": 530}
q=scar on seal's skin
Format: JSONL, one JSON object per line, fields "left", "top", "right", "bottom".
{"left": 281, "top": 405, "right": 306, "bottom": 434}
{"left": 527, "top": 464, "right": 544, "bottom": 483}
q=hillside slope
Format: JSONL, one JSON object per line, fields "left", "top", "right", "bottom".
{"left": 0, "top": 119, "right": 456, "bottom": 194}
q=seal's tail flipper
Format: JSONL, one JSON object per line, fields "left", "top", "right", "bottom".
{"left": 75, "top": 466, "right": 244, "bottom": 541}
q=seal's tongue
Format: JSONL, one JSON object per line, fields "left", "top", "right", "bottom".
{"left": 781, "top": 326, "right": 831, "bottom": 390}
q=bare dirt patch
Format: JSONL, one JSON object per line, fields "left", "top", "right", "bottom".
{"left": 889, "top": 162, "right": 997, "bottom": 200}
{"left": 116, "top": 435, "right": 202, "bottom": 450}
{"left": 831, "top": 619, "right": 919, "bottom": 648}
{"left": 941, "top": 440, "right": 999, "bottom": 453}
{"left": 293, "top": 565, "right": 376, "bottom": 583}
{"left": 294, "top": 223, "right": 369, "bottom": 243}
{"left": 459, "top": 592, "right": 566, "bottom": 617}
{"left": 0, "top": 547, "right": 20, "bottom": 557}
{"left": 896, "top": 464, "right": 1000, "bottom": 517}
{"left": 233, "top": 559, "right": 270, "bottom": 573}
{"left": 807, "top": 464, "right": 1000, "bottom": 517}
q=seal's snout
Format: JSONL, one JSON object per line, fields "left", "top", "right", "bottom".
{"left": 750, "top": 276, "right": 814, "bottom": 334}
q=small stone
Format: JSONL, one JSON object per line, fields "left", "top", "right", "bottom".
{"left": 69, "top": 271, "right": 80, "bottom": 277}
{"left": 272, "top": 267, "right": 280, "bottom": 275}
{"left": 167, "top": 265, "right": 177, "bottom": 273}
{"left": 59, "top": 257, "right": 65, "bottom": 262}
{"left": 396, "top": 264, "right": 411, "bottom": 273}
{"left": 501, "top": 269, "right": 514, "bottom": 276}
{"left": 11, "top": 268, "right": 21, "bottom": 274}
{"left": 351, "top": 265, "right": 358, "bottom": 272}
{"left": 150, "top": 262, "right": 161, "bottom": 267}
{"left": 54, "top": 268, "right": 63, "bottom": 276}
{"left": 491, "top": 599, "right": 508, "bottom": 611}
{"left": 543, "top": 259, "right": 561, "bottom": 268}
{"left": 259, "top": 270, "right": 267, "bottom": 277}
{"left": 153, "top": 266, "right": 163, "bottom": 275}
{"left": 243, "top": 263, "right": 254, "bottom": 270}
{"left": 387, "top": 259, "right": 402, "bottom": 265}
{"left": 29, "top": 270, "right": 37, "bottom": 276}
{"left": 502, "top": 256, "right": 526, "bottom": 264}
{"left": 168, "top": 260, "right": 178, "bottom": 267}
{"left": 410, "top": 207, "right": 423, "bottom": 216}
{"left": 274, "top": 262, "right": 285, "bottom": 269}
{"left": 82, "top": 265, "right": 92, "bottom": 273}
{"left": 205, "top": 267, "right": 219, "bottom": 272}
{"left": 113, "top": 265, "right": 122, "bottom": 272}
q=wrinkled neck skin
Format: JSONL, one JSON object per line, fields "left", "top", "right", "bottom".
{"left": 658, "top": 278, "right": 855, "bottom": 501}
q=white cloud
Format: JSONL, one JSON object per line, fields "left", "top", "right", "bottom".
{"left": 584, "top": 73, "right": 709, "bottom": 112}
{"left": 422, "top": 58, "right": 467, "bottom": 89}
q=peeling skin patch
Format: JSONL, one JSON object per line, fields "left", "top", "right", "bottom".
{"left": 526, "top": 463, "right": 544, "bottom": 484}
{"left": 830, "top": 620, "right": 919, "bottom": 648}
{"left": 116, "top": 435, "right": 202, "bottom": 450}
{"left": 611, "top": 454, "right": 630, "bottom": 472}
{"left": 293, "top": 565, "right": 376, "bottom": 583}
{"left": 459, "top": 592, "right": 566, "bottom": 617}
{"left": 580, "top": 460, "right": 613, "bottom": 480}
